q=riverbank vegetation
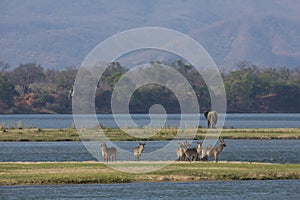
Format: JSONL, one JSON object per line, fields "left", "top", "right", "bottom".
{"left": 1, "top": 61, "right": 300, "bottom": 114}
{"left": 0, "top": 127, "right": 299, "bottom": 141}
{"left": 0, "top": 161, "right": 299, "bottom": 185}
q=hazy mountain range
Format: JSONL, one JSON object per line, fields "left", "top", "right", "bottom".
{"left": 1, "top": 0, "right": 300, "bottom": 70}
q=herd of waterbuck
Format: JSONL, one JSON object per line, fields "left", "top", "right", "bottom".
{"left": 100, "top": 111, "right": 225, "bottom": 162}
{"left": 100, "top": 139, "right": 226, "bottom": 163}
{"left": 176, "top": 139, "right": 226, "bottom": 162}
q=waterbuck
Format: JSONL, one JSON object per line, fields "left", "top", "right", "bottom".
{"left": 184, "top": 148, "right": 198, "bottom": 161}
{"left": 201, "top": 139, "right": 226, "bottom": 162}
{"left": 176, "top": 140, "right": 190, "bottom": 161}
{"left": 204, "top": 111, "right": 218, "bottom": 128}
{"left": 134, "top": 143, "right": 146, "bottom": 161}
{"left": 184, "top": 141, "right": 202, "bottom": 161}
{"left": 196, "top": 141, "right": 203, "bottom": 160}
{"left": 100, "top": 143, "right": 117, "bottom": 162}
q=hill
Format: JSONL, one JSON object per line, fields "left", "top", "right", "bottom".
{"left": 0, "top": 0, "right": 300, "bottom": 69}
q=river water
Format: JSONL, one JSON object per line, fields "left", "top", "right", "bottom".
{"left": 0, "top": 140, "right": 299, "bottom": 163}
{"left": 1, "top": 180, "right": 300, "bottom": 200}
{"left": 0, "top": 113, "right": 300, "bottom": 128}
{"left": 1, "top": 114, "right": 300, "bottom": 199}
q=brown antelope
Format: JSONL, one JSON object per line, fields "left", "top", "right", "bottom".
{"left": 134, "top": 143, "right": 146, "bottom": 161}
{"left": 100, "top": 143, "right": 117, "bottom": 162}
{"left": 201, "top": 139, "right": 226, "bottom": 162}
{"left": 184, "top": 141, "right": 204, "bottom": 161}
{"left": 177, "top": 141, "right": 203, "bottom": 161}
{"left": 176, "top": 140, "right": 190, "bottom": 161}
{"left": 200, "top": 144, "right": 212, "bottom": 161}
{"left": 204, "top": 111, "right": 218, "bottom": 128}
{"left": 184, "top": 147, "right": 198, "bottom": 161}
{"left": 196, "top": 141, "right": 203, "bottom": 161}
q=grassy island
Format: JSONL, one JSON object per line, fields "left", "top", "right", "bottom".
{"left": 0, "top": 128, "right": 300, "bottom": 141}
{"left": 1, "top": 128, "right": 299, "bottom": 186}
{"left": 0, "top": 161, "right": 299, "bottom": 185}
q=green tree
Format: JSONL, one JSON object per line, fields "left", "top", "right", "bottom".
{"left": 224, "top": 65, "right": 262, "bottom": 111}
{"left": 100, "top": 62, "right": 127, "bottom": 89}
{"left": 0, "top": 75, "right": 17, "bottom": 111}
{"left": 55, "top": 67, "right": 77, "bottom": 92}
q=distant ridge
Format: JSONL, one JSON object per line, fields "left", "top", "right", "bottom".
{"left": 0, "top": 0, "right": 299, "bottom": 69}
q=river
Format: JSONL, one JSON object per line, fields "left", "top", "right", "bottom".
{"left": 1, "top": 114, "right": 300, "bottom": 199}
{"left": 1, "top": 180, "right": 300, "bottom": 200}
{"left": 0, "top": 140, "right": 299, "bottom": 163}
{"left": 0, "top": 113, "right": 299, "bottom": 129}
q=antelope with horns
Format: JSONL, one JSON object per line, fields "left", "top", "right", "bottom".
{"left": 196, "top": 141, "right": 203, "bottom": 160}
{"left": 201, "top": 139, "right": 226, "bottom": 162}
{"left": 100, "top": 143, "right": 117, "bottom": 162}
{"left": 176, "top": 140, "right": 190, "bottom": 161}
{"left": 184, "top": 141, "right": 203, "bottom": 161}
{"left": 134, "top": 143, "right": 146, "bottom": 161}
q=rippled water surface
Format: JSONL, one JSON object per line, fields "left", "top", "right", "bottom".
{"left": 0, "top": 113, "right": 299, "bottom": 128}
{"left": 0, "top": 140, "right": 299, "bottom": 163}
{"left": 1, "top": 180, "right": 300, "bottom": 200}
{"left": 1, "top": 114, "right": 299, "bottom": 199}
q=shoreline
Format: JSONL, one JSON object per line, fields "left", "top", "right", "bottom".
{"left": 0, "top": 128, "right": 300, "bottom": 141}
{"left": 1, "top": 161, "right": 299, "bottom": 185}
{"left": 0, "top": 160, "right": 276, "bottom": 165}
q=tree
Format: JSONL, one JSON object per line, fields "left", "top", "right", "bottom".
{"left": 224, "top": 66, "right": 262, "bottom": 111}
{"left": 99, "top": 62, "right": 127, "bottom": 90}
{"left": 8, "top": 63, "right": 45, "bottom": 95}
{"left": 44, "top": 68, "right": 57, "bottom": 83}
{"left": 0, "top": 61, "right": 10, "bottom": 75}
{"left": 289, "top": 67, "right": 300, "bottom": 88}
{"left": 55, "top": 67, "right": 78, "bottom": 92}
{"left": 0, "top": 75, "right": 17, "bottom": 110}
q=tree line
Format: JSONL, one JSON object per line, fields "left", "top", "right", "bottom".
{"left": 0, "top": 60, "right": 299, "bottom": 114}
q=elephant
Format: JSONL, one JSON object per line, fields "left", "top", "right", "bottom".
{"left": 204, "top": 111, "right": 218, "bottom": 128}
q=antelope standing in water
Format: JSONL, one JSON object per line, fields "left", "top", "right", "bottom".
{"left": 134, "top": 143, "right": 146, "bottom": 161}
{"left": 100, "top": 143, "right": 117, "bottom": 162}
{"left": 201, "top": 139, "right": 226, "bottom": 162}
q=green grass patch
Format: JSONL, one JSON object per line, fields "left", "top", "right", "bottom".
{"left": 0, "top": 128, "right": 300, "bottom": 141}
{"left": 0, "top": 162, "right": 299, "bottom": 185}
